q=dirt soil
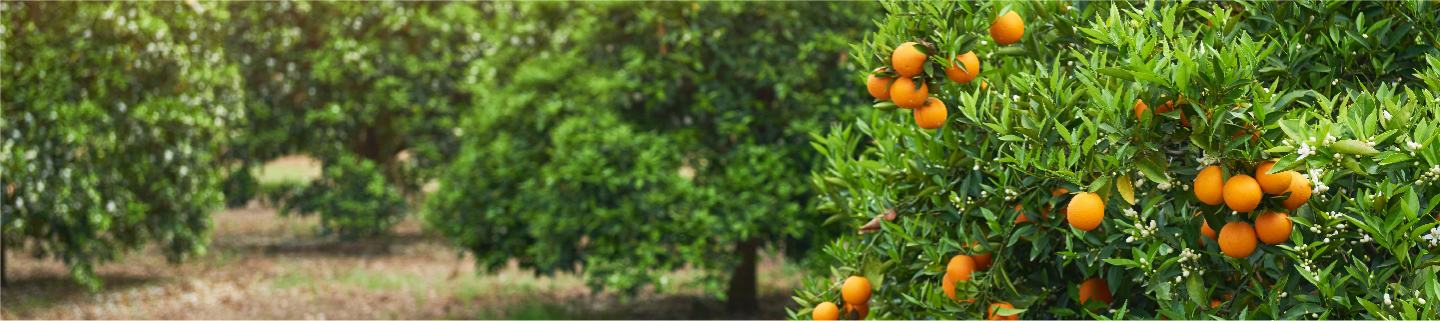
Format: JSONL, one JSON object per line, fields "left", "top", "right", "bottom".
{"left": 0, "top": 207, "right": 800, "bottom": 319}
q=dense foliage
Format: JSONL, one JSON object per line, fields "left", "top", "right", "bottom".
{"left": 1, "top": 2, "right": 243, "bottom": 288}
{"left": 218, "top": 2, "right": 486, "bottom": 232}
{"left": 423, "top": 2, "right": 875, "bottom": 309}
{"left": 795, "top": 1, "right": 1440, "bottom": 319}
{"left": 280, "top": 154, "right": 406, "bottom": 238}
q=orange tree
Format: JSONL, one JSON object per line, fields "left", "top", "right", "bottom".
{"left": 219, "top": 2, "right": 487, "bottom": 236}
{"left": 1, "top": 2, "right": 242, "bottom": 287}
{"left": 794, "top": 1, "right": 1440, "bottom": 319}
{"left": 422, "top": 2, "right": 875, "bottom": 312}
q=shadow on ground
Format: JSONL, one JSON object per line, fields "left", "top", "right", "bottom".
{"left": 1, "top": 272, "right": 163, "bottom": 315}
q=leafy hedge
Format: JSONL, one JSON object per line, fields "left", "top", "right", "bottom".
{"left": 794, "top": 1, "right": 1440, "bottom": 319}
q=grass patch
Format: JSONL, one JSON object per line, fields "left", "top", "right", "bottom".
{"left": 270, "top": 272, "right": 316, "bottom": 289}
{"left": 339, "top": 269, "right": 407, "bottom": 291}
{"left": 470, "top": 301, "right": 574, "bottom": 320}
{"left": 254, "top": 156, "right": 321, "bottom": 185}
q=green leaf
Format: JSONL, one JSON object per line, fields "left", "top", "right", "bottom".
{"left": 1334, "top": 139, "right": 1380, "bottom": 156}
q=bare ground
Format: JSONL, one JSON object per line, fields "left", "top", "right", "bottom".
{"left": 0, "top": 207, "right": 800, "bottom": 319}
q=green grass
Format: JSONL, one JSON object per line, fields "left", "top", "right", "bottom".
{"left": 253, "top": 157, "right": 321, "bottom": 185}
{"left": 270, "top": 272, "right": 317, "bottom": 289}
{"left": 469, "top": 301, "right": 573, "bottom": 320}
{"left": 339, "top": 269, "right": 408, "bottom": 291}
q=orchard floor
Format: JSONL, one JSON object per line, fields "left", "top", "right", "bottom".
{"left": 0, "top": 207, "right": 802, "bottom": 319}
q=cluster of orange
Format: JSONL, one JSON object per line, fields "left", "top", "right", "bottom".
{"left": 1193, "top": 161, "right": 1311, "bottom": 258}
{"left": 812, "top": 276, "right": 874, "bottom": 320}
{"left": 939, "top": 249, "right": 1022, "bottom": 320}
{"left": 1133, "top": 96, "right": 1191, "bottom": 127}
{"left": 820, "top": 11, "right": 1029, "bottom": 321}
{"left": 862, "top": 11, "right": 1025, "bottom": 131}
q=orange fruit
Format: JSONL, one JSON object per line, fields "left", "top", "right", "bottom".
{"left": 1013, "top": 204, "right": 1032, "bottom": 224}
{"left": 942, "top": 273, "right": 958, "bottom": 300}
{"left": 865, "top": 68, "right": 893, "bottom": 100}
{"left": 841, "top": 276, "right": 872, "bottom": 305}
{"left": 1077, "top": 277, "right": 1113, "bottom": 305}
{"left": 1210, "top": 299, "right": 1221, "bottom": 309}
{"left": 989, "top": 11, "right": 1025, "bottom": 45}
{"left": 891, "top": 42, "right": 927, "bottom": 77}
{"left": 1254, "top": 211, "right": 1292, "bottom": 245}
{"left": 1052, "top": 187, "right": 1071, "bottom": 215}
{"left": 813, "top": 302, "right": 840, "bottom": 320}
{"left": 1200, "top": 217, "right": 1217, "bottom": 240}
{"left": 1194, "top": 166, "right": 1224, "bottom": 205}
{"left": 1282, "top": 175, "right": 1312, "bottom": 210}
{"left": 972, "top": 252, "right": 993, "bottom": 271}
{"left": 1218, "top": 221, "right": 1257, "bottom": 258}
{"left": 1133, "top": 99, "right": 1150, "bottom": 119}
{"left": 944, "top": 51, "right": 981, "bottom": 84}
{"left": 947, "top": 255, "right": 977, "bottom": 281}
{"left": 1222, "top": 174, "right": 1262, "bottom": 213}
{"left": 1066, "top": 192, "right": 1105, "bottom": 231}
{"left": 979, "top": 80, "right": 989, "bottom": 91}
{"left": 844, "top": 303, "right": 869, "bottom": 320}
{"left": 1052, "top": 187, "right": 1071, "bottom": 197}
{"left": 914, "top": 97, "right": 948, "bottom": 129}
{"left": 988, "top": 302, "right": 1019, "bottom": 320}
{"left": 889, "top": 77, "right": 929, "bottom": 109}
{"left": 1254, "top": 161, "right": 1294, "bottom": 195}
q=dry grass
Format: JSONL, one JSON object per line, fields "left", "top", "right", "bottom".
{"left": 1, "top": 208, "right": 800, "bottom": 319}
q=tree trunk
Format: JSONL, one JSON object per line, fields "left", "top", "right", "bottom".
{"left": 2, "top": 233, "right": 7, "bottom": 286}
{"left": 726, "top": 238, "right": 760, "bottom": 315}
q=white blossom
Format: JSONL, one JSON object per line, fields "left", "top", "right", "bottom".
{"left": 1296, "top": 143, "right": 1315, "bottom": 160}
{"left": 1423, "top": 226, "right": 1440, "bottom": 247}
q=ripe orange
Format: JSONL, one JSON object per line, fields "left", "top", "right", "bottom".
{"left": 979, "top": 80, "right": 989, "bottom": 91}
{"left": 1210, "top": 299, "right": 1221, "bottom": 309}
{"left": 947, "top": 255, "right": 977, "bottom": 281}
{"left": 914, "top": 97, "right": 948, "bottom": 129}
{"left": 1133, "top": 99, "right": 1149, "bottom": 119}
{"left": 988, "top": 302, "right": 1019, "bottom": 320}
{"left": 989, "top": 11, "right": 1025, "bottom": 45}
{"left": 1161, "top": 99, "right": 1189, "bottom": 127}
{"left": 972, "top": 251, "right": 993, "bottom": 271}
{"left": 1254, "top": 211, "right": 1292, "bottom": 245}
{"left": 844, "top": 303, "right": 869, "bottom": 320}
{"left": 842, "top": 276, "right": 872, "bottom": 305}
{"left": 892, "top": 42, "right": 927, "bottom": 77}
{"left": 889, "top": 77, "right": 929, "bottom": 109}
{"left": 1282, "top": 175, "right": 1312, "bottom": 210}
{"left": 866, "top": 68, "right": 893, "bottom": 100}
{"left": 1200, "top": 217, "right": 1217, "bottom": 240}
{"left": 1222, "top": 174, "right": 1262, "bottom": 212}
{"left": 1255, "top": 161, "right": 1294, "bottom": 195}
{"left": 1077, "top": 277, "right": 1113, "bottom": 305}
{"left": 1013, "top": 204, "right": 1031, "bottom": 224}
{"left": 1066, "top": 192, "right": 1105, "bottom": 231}
{"left": 813, "top": 302, "right": 840, "bottom": 320}
{"left": 1218, "top": 221, "right": 1257, "bottom": 258}
{"left": 942, "top": 273, "right": 958, "bottom": 300}
{"left": 945, "top": 51, "right": 981, "bottom": 84}
{"left": 1194, "top": 166, "right": 1224, "bottom": 205}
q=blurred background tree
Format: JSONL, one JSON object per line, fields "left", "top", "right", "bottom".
{"left": 422, "top": 2, "right": 876, "bottom": 312}
{"left": 1, "top": 1, "right": 243, "bottom": 288}
{"left": 220, "top": 2, "right": 484, "bottom": 235}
